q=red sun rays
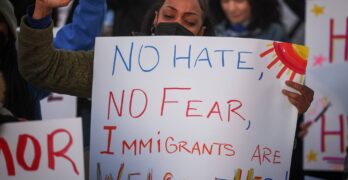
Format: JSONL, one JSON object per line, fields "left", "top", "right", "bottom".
{"left": 260, "top": 42, "right": 308, "bottom": 82}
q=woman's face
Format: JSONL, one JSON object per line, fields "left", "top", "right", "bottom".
{"left": 153, "top": 0, "right": 205, "bottom": 36}
{"left": 220, "top": 0, "right": 251, "bottom": 24}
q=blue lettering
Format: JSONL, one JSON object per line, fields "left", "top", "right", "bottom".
{"left": 173, "top": 45, "right": 191, "bottom": 68}
{"left": 138, "top": 45, "right": 160, "bottom": 72}
{"left": 237, "top": 51, "right": 254, "bottom": 70}
{"left": 112, "top": 42, "right": 134, "bottom": 76}
{"left": 214, "top": 50, "right": 234, "bottom": 67}
{"left": 194, "top": 48, "right": 212, "bottom": 68}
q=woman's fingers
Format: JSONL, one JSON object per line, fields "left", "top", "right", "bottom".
{"left": 286, "top": 81, "right": 314, "bottom": 103}
{"left": 283, "top": 81, "right": 314, "bottom": 114}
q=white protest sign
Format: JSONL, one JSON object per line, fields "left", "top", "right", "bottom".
{"left": 304, "top": 0, "right": 348, "bottom": 171}
{"left": 40, "top": 93, "right": 77, "bottom": 120}
{"left": 90, "top": 36, "right": 308, "bottom": 179}
{"left": 0, "top": 118, "right": 84, "bottom": 179}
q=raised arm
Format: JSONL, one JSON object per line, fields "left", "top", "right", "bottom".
{"left": 18, "top": 0, "right": 94, "bottom": 98}
{"left": 54, "top": 0, "right": 106, "bottom": 50}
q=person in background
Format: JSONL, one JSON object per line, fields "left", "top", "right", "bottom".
{"left": 210, "top": 0, "right": 287, "bottom": 41}
{"left": 9, "top": 0, "right": 58, "bottom": 26}
{"left": 26, "top": 0, "right": 106, "bottom": 150}
{"left": 209, "top": 2, "right": 313, "bottom": 179}
{"left": 0, "top": 72, "right": 19, "bottom": 123}
{"left": 54, "top": 0, "right": 106, "bottom": 50}
{"left": 283, "top": 0, "right": 305, "bottom": 44}
{"left": 0, "top": 0, "right": 105, "bottom": 121}
{"left": 210, "top": 0, "right": 312, "bottom": 114}
{"left": 0, "top": 0, "right": 48, "bottom": 120}
{"left": 18, "top": 0, "right": 312, "bottom": 120}
{"left": 107, "top": 0, "right": 157, "bottom": 36}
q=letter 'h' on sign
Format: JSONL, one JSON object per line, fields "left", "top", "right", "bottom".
{"left": 329, "top": 17, "right": 348, "bottom": 62}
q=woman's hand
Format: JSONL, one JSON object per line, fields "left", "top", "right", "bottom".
{"left": 297, "top": 121, "right": 312, "bottom": 139}
{"left": 33, "top": 0, "right": 71, "bottom": 19}
{"left": 282, "top": 81, "right": 314, "bottom": 114}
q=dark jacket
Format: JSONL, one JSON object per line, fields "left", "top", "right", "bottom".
{"left": 19, "top": 17, "right": 94, "bottom": 98}
{"left": 0, "top": 0, "right": 49, "bottom": 120}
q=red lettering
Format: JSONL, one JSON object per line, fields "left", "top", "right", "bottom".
{"left": 262, "top": 147, "right": 272, "bottom": 163}
{"left": 160, "top": 88, "right": 191, "bottom": 116}
{"left": 202, "top": 143, "right": 213, "bottom": 155}
{"left": 227, "top": 100, "right": 246, "bottom": 122}
{"left": 0, "top": 138, "right": 15, "bottom": 175}
{"left": 157, "top": 131, "right": 161, "bottom": 153}
{"left": 16, "top": 134, "right": 41, "bottom": 171}
{"left": 47, "top": 129, "right": 79, "bottom": 175}
{"left": 139, "top": 139, "right": 152, "bottom": 154}
{"left": 273, "top": 150, "right": 281, "bottom": 164}
{"left": 100, "top": 126, "right": 117, "bottom": 155}
{"left": 116, "top": 162, "right": 125, "bottom": 180}
{"left": 213, "top": 143, "right": 223, "bottom": 155}
{"left": 165, "top": 137, "right": 177, "bottom": 154}
{"left": 329, "top": 17, "right": 348, "bottom": 62}
{"left": 251, "top": 145, "right": 261, "bottom": 165}
{"left": 207, "top": 101, "right": 223, "bottom": 121}
{"left": 108, "top": 90, "right": 125, "bottom": 120}
{"left": 321, "top": 114, "right": 344, "bottom": 153}
{"left": 186, "top": 100, "right": 203, "bottom": 117}
{"left": 224, "top": 144, "right": 235, "bottom": 157}
{"left": 251, "top": 145, "right": 282, "bottom": 165}
{"left": 191, "top": 142, "right": 201, "bottom": 155}
{"left": 178, "top": 141, "right": 191, "bottom": 154}
{"left": 122, "top": 140, "right": 137, "bottom": 155}
{"left": 129, "top": 89, "right": 148, "bottom": 118}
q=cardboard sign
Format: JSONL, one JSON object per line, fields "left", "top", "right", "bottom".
{"left": 90, "top": 36, "right": 308, "bottom": 179}
{"left": 40, "top": 93, "right": 77, "bottom": 120}
{"left": 304, "top": 0, "right": 348, "bottom": 171}
{"left": 0, "top": 118, "right": 84, "bottom": 179}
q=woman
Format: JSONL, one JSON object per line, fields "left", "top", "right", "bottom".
{"left": 140, "top": 0, "right": 214, "bottom": 36}
{"left": 210, "top": 0, "right": 287, "bottom": 41}
{"left": 18, "top": 0, "right": 312, "bottom": 115}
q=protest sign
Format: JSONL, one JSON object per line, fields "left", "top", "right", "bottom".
{"left": 304, "top": 0, "right": 348, "bottom": 171}
{"left": 0, "top": 118, "right": 84, "bottom": 180}
{"left": 90, "top": 36, "right": 308, "bottom": 179}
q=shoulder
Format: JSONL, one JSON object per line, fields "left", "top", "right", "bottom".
{"left": 265, "top": 23, "right": 287, "bottom": 41}
{"left": 214, "top": 21, "right": 228, "bottom": 36}
{"left": 252, "top": 23, "right": 287, "bottom": 41}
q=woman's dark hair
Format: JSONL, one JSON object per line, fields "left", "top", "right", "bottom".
{"left": 141, "top": 0, "right": 215, "bottom": 36}
{"left": 210, "top": 0, "right": 282, "bottom": 31}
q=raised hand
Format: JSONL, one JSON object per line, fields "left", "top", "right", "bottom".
{"left": 33, "top": 0, "right": 71, "bottom": 19}
{"left": 36, "top": 0, "right": 71, "bottom": 8}
{"left": 282, "top": 80, "right": 314, "bottom": 114}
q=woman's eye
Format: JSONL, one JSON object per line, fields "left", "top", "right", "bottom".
{"left": 187, "top": 22, "right": 196, "bottom": 26}
{"left": 164, "top": 15, "right": 174, "bottom": 19}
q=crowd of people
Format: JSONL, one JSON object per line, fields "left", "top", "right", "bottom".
{"left": 2, "top": 0, "right": 343, "bottom": 179}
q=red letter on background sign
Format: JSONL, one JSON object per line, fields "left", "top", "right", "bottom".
{"left": 329, "top": 18, "right": 348, "bottom": 62}
{"left": 16, "top": 134, "right": 41, "bottom": 171}
{"left": 47, "top": 129, "right": 79, "bottom": 175}
{"left": 0, "top": 138, "right": 15, "bottom": 176}
{"left": 321, "top": 114, "right": 345, "bottom": 153}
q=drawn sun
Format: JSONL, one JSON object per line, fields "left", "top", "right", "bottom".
{"left": 260, "top": 42, "right": 308, "bottom": 82}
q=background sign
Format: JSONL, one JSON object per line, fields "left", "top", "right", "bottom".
{"left": 304, "top": 0, "right": 348, "bottom": 171}
{"left": 0, "top": 118, "right": 84, "bottom": 179}
{"left": 40, "top": 93, "right": 77, "bottom": 120}
{"left": 90, "top": 36, "right": 308, "bottom": 179}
